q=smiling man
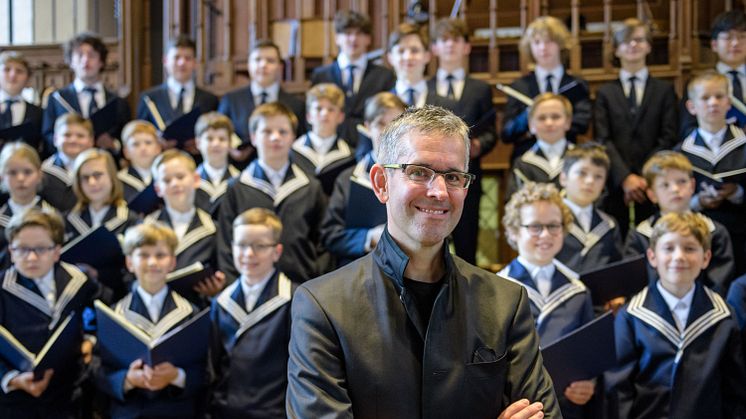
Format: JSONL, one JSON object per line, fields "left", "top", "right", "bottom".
{"left": 287, "top": 105, "right": 560, "bottom": 419}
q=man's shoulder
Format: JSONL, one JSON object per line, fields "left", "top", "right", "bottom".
{"left": 221, "top": 85, "right": 252, "bottom": 101}
{"left": 456, "top": 258, "right": 525, "bottom": 295}
{"left": 301, "top": 254, "right": 376, "bottom": 295}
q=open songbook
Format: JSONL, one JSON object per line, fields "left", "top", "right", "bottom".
{"left": 165, "top": 262, "right": 214, "bottom": 295}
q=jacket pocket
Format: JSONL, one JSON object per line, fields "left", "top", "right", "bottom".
{"left": 461, "top": 350, "right": 508, "bottom": 418}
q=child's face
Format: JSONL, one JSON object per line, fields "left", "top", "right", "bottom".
{"left": 250, "top": 115, "right": 294, "bottom": 164}
{"left": 365, "top": 108, "right": 404, "bottom": 154}
{"left": 53, "top": 123, "right": 94, "bottom": 160}
{"left": 196, "top": 128, "right": 231, "bottom": 167}
{"left": 711, "top": 30, "right": 746, "bottom": 67}
{"left": 307, "top": 98, "right": 345, "bottom": 138}
{"left": 232, "top": 224, "right": 282, "bottom": 282}
{"left": 530, "top": 35, "right": 562, "bottom": 69}
{"left": 10, "top": 226, "right": 60, "bottom": 279}
{"left": 387, "top": 34, "right": 431, "bottom": 81}
{"left": 509, "top": 200, "right": 564, "bottom": 267}
{"left": 647, "top": 231, "right": 711, "bottom": 295}
{"left": 70, "top": 43, "right": 104, "bottom": 83}
{"left": 2, "top": 156, "right": 41, "bottom": 202}
{"left": 0, "top": 61, "right": 29, "bottom": 97}
{"left": 433, "top": 34, "right": 470, "bottom": 67}
{"left": 686, "top": 80, "right": 731, "bottom": 127}
{"left": 559, "top": 158, "right": 606, "bottom": 207}
{"left": 529, "top": 99, "right": 571, "bottom": 143}
{"left": 79, "top": 158, "right": 113, "bottom": 207}
{"left": 124, "top": 132, "right": 162, "bottom": 170}
{"left": 126, "top": 242, "right": 176, "bottom": 292}
{"left": 648, "top": 169, "right": 695, "bottom": 214}
{"left": 248, "top": 47, "right": 281, "bottom": 88}
{"left": 163, "top": 46, "right": 196, "bottom": 84}
{"left": 615, "top": 27, "right": 651, "bottom": 65}
{"left": 154, "top": 159, "right": 199, "bottom": 211}
{"left": 336, "top": 28, "right": 372, "bottom": 60}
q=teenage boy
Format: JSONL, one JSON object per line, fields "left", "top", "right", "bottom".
{"left": 118, "top": 120, "right": 163, "bottom": 203}
{"left": 42, "top": 32, "right": 131, "bottom": 156}
{"left": 0, "top": 51, "right": 43, "bottom": 149}
{"left": 193, "top": 112, "right": 240, "bottom": 215}
{"left": 311, "top": 10, "right": 396, "bottom": 149}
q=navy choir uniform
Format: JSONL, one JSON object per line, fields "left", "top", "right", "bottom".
{"left": 319, "top": 154, "right": 385, "bottom": 266}
{"left": 209, "top": 270, "right": 297, "bottom": 418}
{"left": 0, "top": 263, "right": 100, "bottom": 418}
{"left": 607, "top": 281, "right": 746, "bottom": 419}
{"left": 40, "top": 154, "right": 77, "bottom": 212}
{"left": 217, "top": 84, "right": 306, "bottom": 146}
{"left": 726, "top": 275, "right": 746, "bottom": 330}
{"left": 310, "top": 58, "right": 396, "bottom": 154}
{"left": 675, "top": 125, "right": 746, "bottom": 274}
{"left": 594, "top": 72, "right": 678, "bottom": 234}
{"left": 194, "top": 164, "right": 240, "bottom": 217}
{"left": 501, "top": 70, "right": 591, "bottom": 159}
{"left": 507, "top": 142, "right": 572, "bottom": 199}
{"left": 498, "top": 258, "right": 596, "bottom": 419}
{"left": 556, "top": 202, "right": 623, "bottom": 274}
{"left": 217, "top": 162, "right": 326, "bottom": 283}
{"left": 624, "top": 212, "right": 735, "bottom": 295}
{"left": 290, "top": 133, "right": 356, "bottom": 197}
{"left": 41, "top": 82, "right": 131, "bottom": 155}
{"left": 64, "top": 202, "right": 140, "bottom": 302}
{"left": 96, "top": 287, "right": 207, "bottom": 419}
{"left": 428, "top": 71, "right": 497, "bottom": 264}
{"left": 0, "top": 197, "right": 55, "bottom": 271}
{"left": 0, "top": 93, "right": 44, "bottom": 150}
{"left": 117, "top": 166, "right": 151, "bottom": 206}
{"left": 136, "top": 82, "right": 219, "bottom": 130}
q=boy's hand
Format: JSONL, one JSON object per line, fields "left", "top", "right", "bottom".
{"left": 193, "top": 270, "right": 226, "bottom": 297}
{"left": 497, "top": 399, "right": 544, "bottom": 419}
{"left": 81, "top": 340, "right": 94, "bottom": 364}
{"left": 146, "top": 362, "right": 179, "bottom": 391}
{"left": 95, "top": 133, "right": 118, "bottom": 151}
{"left": 622, "top": 174, "right": 648, "bottom": 204}
{"left": 125, "top": 359, "right": 149, "bottom": 390}
{"left": 603, "top": 296, "right": 627, "bottom": 314}
{"left": 716, "top": 182, "right": 739, "bottom": 200}
{"left": 564, "top": 379, "right": 595, "bottom": 405}
{"left": 10, "top": 369, "right": 53, "bottom": 397}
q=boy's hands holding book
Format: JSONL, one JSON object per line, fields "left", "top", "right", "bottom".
{"left": 125, "top": 358, "right": 181, "bottom": 391}
{"left": 9, "top": 369, "right": 53, "bottom": 397}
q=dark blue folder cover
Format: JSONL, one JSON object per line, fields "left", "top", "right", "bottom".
{"left": 127, "top": 182, "right": 161, "bottom": 215}
{"left": 166, "top": 262, "right": 213, "bottom": 295}
{"left": 90, "top": 100, "right": 119, "bottom": 138}
{"left": 541, "top": 311, "right": 616, "bottom": 392}
{"left": 581, "top": 256, "right": 648, "bottom": 305}
{"left": 0, "top": 122, "right": 36, "bottom": 142}
{"left": 162, "top": 107, "right": 201, "bottom": 145}
{"left": 61, "top": 225, "right": 124, "bottom": 269}
{"left": 345, "top": 179, "right": 386, "bottom": 228}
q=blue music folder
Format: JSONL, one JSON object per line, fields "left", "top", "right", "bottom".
{"left": 127, "top": 182, "right": 161, "bottom": 215}
{"left": 162, "top": 107, "right": 201, "bottom": 145}
{"left": 90, "top": 100, "right": 119, "bottom": 138}
{"left": 61, "top": 225, "right": 124, "bottom": 269}
{"left": 580, "top": 256, "right": 648, "bottom": 306}
{"left": 166, "top": 262, "right": 214, "bottom": 295}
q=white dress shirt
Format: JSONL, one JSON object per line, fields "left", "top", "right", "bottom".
{"left": 0, "top": 91, "right": 26, "bottom": 126}
{"left": 564, "top": 198, "right": 593, "bottom": 232}
{"left": 395, "top": 80, "right": 428, "bottom": 108}
{"left": 250, "top": 81, "right": 280, "bottom": 105}
{"left": 518, "top": 256, "right": 555, "bottom": 298}
{"left": 717, "top": 61, "right": 746, "bottom": 102}
{"left": 202, "top": 163, "right": 228, "bottom": 185}
{"left": 620, "top": 68, "right": 649, "bottom": 107}
{"left": 73, "top": 79, "right": 105, "bottom": 118}
{"left": 240, "top": 270, "right": 275, "bottom": 311}
{"left": 257, "top": 160, "right": 290, "bottom": 190}
{"left": 656, "top": 281, "right": 696, "bottom": 333}
{"left": 166, "top": 207, "right": 195, "bottom": 240}
{"left": 337, "top": 53, "right": 368, "bottom": 94}
{"left": 88, "top": 205, "right": 110, "bottom": 228}
{"left": 166, "top": 77, "right": 195, "bottom": 112}
{"left": 7, "top": 196, "right": 40, "bottom": 217}
{"left": 435, "top": 68, "right": 466, "bottom": 100}
{"left": 536, "top": 138, "right": 567, "bottom": 167}
{"left": 307, "top": 132, "right": 337, "bottom": 156}
{"left": 535, "top": 66, "right": 564, "bottom": 94}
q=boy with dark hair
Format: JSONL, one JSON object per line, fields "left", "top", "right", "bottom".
{"left": 0, "top": 51, "right": 43, "bottom": 149}
{"left": 193, "top": 112, "right": 240, "bottom": 215}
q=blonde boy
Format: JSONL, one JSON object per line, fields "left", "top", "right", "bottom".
{"left": 193, "top": 112, "right": 239, "bottom": 213}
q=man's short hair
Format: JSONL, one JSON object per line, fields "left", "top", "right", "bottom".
{"left": 122, "top": 120, "right": 159, "bottom": 147}
{"left": 0, "top": 51, "right": 31, "bottom": 74}
{"left": 502, "top": 182, "right": 574, "bottom": 249}
{"left": 388, "top": 22, "right": 429, "bottom": 52}
{"left": 528, "top": 92, "right": 573, "bottom": 120}
{"left": 432, "top": 18, "right": 469, "bottom": 43}
{"left": 687, "top": 70, "right": 730, "bottom": 99}
{"left": 72, "top": 148, "right": 124, "bottom": 211}
{"left": 195, "top": 111, "right": 235, "bottom": 138}
{"left": 5, "top": 207, "right": 65, "bottom": 245}
{"left": 334, "top": 10, "right": 372, "bottom": 35}
{"left": 233, "top": 207, "right": 283, "bottom": 243}
{"left": 64, "top": 32, "right": 108, "bottom": 68}
{"left": 55, "top": 113, "right": 94, "bottom": 137}
{"left": 151, "top": 149, "right": 196, "bottom": 181}
{"left": 122, "top": 222, "right": 178, "bottom": 256}
{"left": 642, "top": 150, "right": 693, "bottom": 187}
{"left": 562, "top": 142, "right": 610, "bottom": 173}
{"left": 248, "top": 102, "right": 299, "bottom": 135}
{"left": 711, "top": 10, "right": 746, "bottom": 40}
{"left": 519, "top": 16, "right": 571, "bottom": 64}
{"left": 377, "top": 105, "right": 469, "bottom": 169}
{"left": 650, "top": 212, "right": 711, "bottom": 252}
{"left": 364, "top": 92, "right": 407, "bottom": 124}
{"left": 250, "top": 39, "right": 282, "bottom": 60}
{"left": 306, "top": 83, "right": 345, "bottom": 110}
{"left": 167, "top": 34, "right": 197, "bottom": 54}
{"left": 610, "top": 18, "right": 651, "bottom": 66}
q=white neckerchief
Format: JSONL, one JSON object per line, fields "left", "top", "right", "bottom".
{"left": 56, "top": 152, "right": 75, "bottom": 171}
{"left": 0, "top": 91, "right": 26, "bottom": 126}
{"left": 250, "top": 81, "right": 280, "bottom": 104}
{"left": 536, "top": 137, "right": 567, "bottom": 166}
{"left": 535, "top": 65, "right": 564, "bottom": 94}
{"left": 7, "top": 196, "right": 40, "bottom": 216}
{"left": 619, "top": 67, "right": 649, "bottom": 106}
{"left": 656, "top": 280, "right": 696, "bottom": 333}
{"left": 518, "top": 256, "right": 555, "bottom": 298}
{"left": 166, "top": 206, "right": 195, "bottom": 240}
{"left": 133, "top": 166, "right": 152, "bottom": 184}
{"left": 34, "top": 268, "right": 56, "bottom": 309}
{"left": 564, "top": 198, "right": 593, "bottom": 232}
{"left": 307, "top": 131, "right": 337, "bottom": 156}
{"left": 337, "top": 53, "right": 368, "bottom": 94}
{"left": 240, "top": 269, "right": 275, "bottom": 312}
{"left": 202, "top": 163, "right": 228, "bottom": 185}
{"left": 698, "top": 126, "right": 728, "bottom": 153}
{"left": 73, "top": 79, "right": 105, "bottom": 118}
{"left": 135, "top": 284, "right": 169, "bottom": 323}
{"left": 257, "top": 160, "right": 290, "bottom": 190}
{"left": 88, "top": 205, "right": 110, "bottom": 228}
{"left": 436, "top": 67, "right": 466, "bottom": 100}
{"left": 395, "top": 79, "right": 428, "bottom": 108}
{"left": 166, "top": 77, "right": 195, "bottom": 112}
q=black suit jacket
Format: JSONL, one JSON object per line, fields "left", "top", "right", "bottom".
{"left": 136, "top": 83, "right": 219, "bottom": 129}
{"left": 0, "top": 100, "right": 43, "bottom": 151}
{"left": 217, "top": 85, "right": 306, "bottom": 144}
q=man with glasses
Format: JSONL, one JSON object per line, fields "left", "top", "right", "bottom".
{"left": 287, "top": 106, "right": 560, "bottom": 418}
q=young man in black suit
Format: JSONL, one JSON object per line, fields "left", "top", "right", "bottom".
{"left": 594, "top": 18, "right": 679, "bottom": 235}
{"left": 429, "top": 18, "right": 497, "bottom": 264}
{"left": 42, "top": 32, "right": 131, "bottom": 157}
{"left": 0, "top": 51, "right": 43, "bottom": 151}
{"left": 310, "top": 10, "right": 396, "bottom": 155}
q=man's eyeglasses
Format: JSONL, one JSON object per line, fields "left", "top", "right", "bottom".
{"left": 382, "top": 163, "right": 474, "bottom": 189}
{"left": 520, "top": 223, "right": 563, "bottom": 236}
{"left": 9, "top": 246, "right": 57, "bottom": 257}
{"left": 232, "top": 242, "right": 278, "bottom": 253}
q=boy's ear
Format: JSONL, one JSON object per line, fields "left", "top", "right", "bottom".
{"left": 192, "top": 171, "right": 201, "bottom": 189}
{"left": 273, "top": 243, "right": 283, "bottom": 261}
{"left": 701, "top": 248, "right": 712, "bottom": 270}
{"left": 685, "top": 99, "right": 697, "bottom": 116}
{"left": 153, "top": 182, "right": 165, "bottom": 198}
{"left": 249, "top": 132, "right": 257, "bottom": 148}
{"left": 645, "top": 187, "right": 658, "bottom": 204}
{"left": 370, "top": 164, "right": 389, "bottom": 204}
{"left": 646, "top": 247, "right": 657, "bottom": 268}
{"left": 559, "top": 171, "right": 568, "bottom": 188}
{"left": 125, "top": 255, "right": 134, "bottom": 273}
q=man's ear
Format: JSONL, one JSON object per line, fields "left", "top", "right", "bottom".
{"left": 370, "top": 164, "right": 389, "bottom": 204}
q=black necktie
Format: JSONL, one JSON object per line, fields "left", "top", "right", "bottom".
{"left": 175, "top": 87, "right": 185, "bottom": 115}
{"left": 730, "top": 70, "right": 743, "bottom": 103}
{"left": 406, "top": 88, "right": 416, "bottom": 107}
{"left": 1, "top": 99, "right": 15, "bottom": 128}
{"left": 628, "top": 76, "right": 638, "bottom": 115}
{"left": 259, "top": 91, "right": 268, "bottom": 105}
{"left": 346, "top": 65, "right": 357, "bottom": 97}
{"left": 545, "top": 74, "right": 554, "bottom": 93}
{"left": 84, "top": 87, "right": 98, "bottom": 117}
{"left": 446, "top": 74, "right": 456, "bottom": 100}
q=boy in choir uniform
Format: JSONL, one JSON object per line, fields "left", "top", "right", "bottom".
{"left": 556, "top": 143, "right": 622, "bottom": 273}
{"left": 311, "top": 10, "right": 396, "bottom": 153}
{"left": 0, "top": 51, "right": 43, "bottom": 150}
{"left": 193, "top": 112, "right": 240, "bottom": 216}
{"left": 499, "top": 181, "right": 596, "bottom": 419}
{"left": 292, "top": 83, "right": 355, "bottom": 197}
{"left": 0, "top": 208, "right": 99, "bottom": 418}
{"left": 501, "top": 16, "right": 591, "bottom": 160}
{"left": 209, "top": 208, "right": 297, "bottom": 418}
{"left": 117, "top": 120, "right": 163, "bottom": 205}
{"left": 136, "top": 34, "right": 219, "bottom": 157}
{"left": 607, "top": 212, "right": 746, "bottom": 419}
{"left": 95, "top": 222, "right": 207, "bottom": 419}
{"left": 594, "top": 18, "right": 679, "bottom": 235}
{"left": 217, "top": 103, "right": 326, "bottom": 283}
{"left": 320, "top": 92, "right": 405, "bottom": 266}
{"left": 42, "top": 32, "right": 131, "bottom": 157}
{"left": 675, "top": 71, "right": 746, "bottom": 276}
{"left": 681, "top": 10, "right": 746, "bottom": 138}
{"left": 507, "top": 92, "right": 574, "bottom": 198}
{"left": 40, "top": 113, "right": 95, "bottom": 212}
